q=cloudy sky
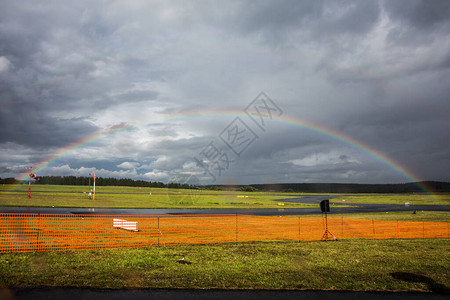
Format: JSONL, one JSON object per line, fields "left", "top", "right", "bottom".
{"left": 0, "top": 0, "right": 449, "bottom": 185}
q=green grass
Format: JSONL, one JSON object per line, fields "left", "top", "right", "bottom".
{"left": 332, "top": 194, "right": 450, "bottom": 206}
{"left": 0, "top": 239, "right": 448, "bottom": 292}
{"left": 325, "top": 211, "right": 450, "bottom": 222}
{"left": 1, "top": 184, "right": 449, "bottom": 209}
{"left": 0, "top": 184, "right": 310, "bottom": 209}
{"left": 281, "top": 211, "right": 450, "bottom": 223}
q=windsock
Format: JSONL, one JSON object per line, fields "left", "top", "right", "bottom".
{"left": 29, "top": 173, "right": 40, "bottom": 182}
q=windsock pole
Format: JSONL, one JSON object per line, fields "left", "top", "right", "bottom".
{"left": 27, "top": 175, "right": 31, "bottom": 198}
{"left": 26, "top": 166, "right": 40, "bottom": 199}
{"left": 88, "top": 173, "right": 92, "bottom": 199}
{"left": 27, "top": 166, "right": 32, "bottom": 199}
{"left": 93, "top": 173, "right": 96, "bottom": 200}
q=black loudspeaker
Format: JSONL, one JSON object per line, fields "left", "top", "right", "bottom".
{"left": 320, "top": 200, "right": 330, "bottom": 213}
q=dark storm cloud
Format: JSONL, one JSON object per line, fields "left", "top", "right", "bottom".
{"left": 384, "top": 0, "right": 450, "bottom": 30}
{"left": 0, "top": 106, "right": 98, "bottom": 148}
{"left": 0, "top": 1, "right": 159, "bottom": 149}
{"left": 383, "top": 0, "right": 450, "bottom": 47}
{"left": 230, "top": 0, "right": 380, "bottom": 45}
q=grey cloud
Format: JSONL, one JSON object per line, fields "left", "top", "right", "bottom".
{"left": 313, "top": 1, "right": 380, "bottom": 37}
{"left": 227, "top": 0, "right": 380, "bottom": 46}
{"left": 114, "top": 90, "right": 159, "bottom": 103}
{"left": 384, "top": 0, "right": 450, "bottom": 48}
{"left": 384, "top": 0, "right": 450, "bottom": 30}
{"left": 0, "top": 110, "right": 98, "bottom": 148}
{"left": 237, "top": 0, "right": 323, "bottom": 33}
{"left": 0, "top": 165, "right": 17, "bottom": 175}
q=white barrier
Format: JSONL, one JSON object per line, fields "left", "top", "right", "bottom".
{"left": 113, "top": 218, "right": 138, "bottom": 232}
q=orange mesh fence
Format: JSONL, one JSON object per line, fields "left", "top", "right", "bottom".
{"left": 0, "top": 214, "right": 448, "bottom": 253}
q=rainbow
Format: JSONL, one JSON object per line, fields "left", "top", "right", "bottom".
{"left": 11, "top": 109, "right": 435, "bottom": 197}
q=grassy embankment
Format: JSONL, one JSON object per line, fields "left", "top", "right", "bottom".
{"left": 0, "top": 239, "right": 448, "bottom": 292}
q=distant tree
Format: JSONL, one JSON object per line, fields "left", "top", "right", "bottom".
{"left": 239, "top": 186, "right": 258, "bottom": 192}
{"left": 0, "top": 177, "right": 19, "bottom": 184}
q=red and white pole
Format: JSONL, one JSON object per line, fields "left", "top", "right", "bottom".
{"left": 27, "top": 166, "right": 32, "bottom": 199}
{"left": 93, "top": 172, "right": 96, "bottom": 200}
{"left": 88, "top": 173, "right": 91, "bottom": 199}
{"left": 27, "top": 176, "right": 31, "bottom": 198}
{"left": 27, "top": 166, "right": 40, "bottom": 199}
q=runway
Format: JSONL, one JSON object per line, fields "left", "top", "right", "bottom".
{"left": 6, "top": 287, "right": 449, "bottom": 300}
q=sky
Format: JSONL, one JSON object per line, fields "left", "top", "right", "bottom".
{"left": 0, "top": 0, "right": 449, "bottom": 186}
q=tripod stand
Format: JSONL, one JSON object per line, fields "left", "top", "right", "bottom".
{"left": 321, "top": 212, "right": 337, "bottom": 241}
{"left": 320, "top": 199, "right": 337, "bottom": 241}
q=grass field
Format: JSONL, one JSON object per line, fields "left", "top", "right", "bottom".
{"left": 324, "top": 211, "right": 450, "bottom": 222}
{"left": 331, "top": 194, "right": 450, "bottom": 206}
{"left": 1, "top": 184, "right": 449, "bottom": 208}
{"left": 0, "top": 184, "right": 308, "bottom": 209}
{"left": 0, "top": 239, "right": 448, "bottom": 292}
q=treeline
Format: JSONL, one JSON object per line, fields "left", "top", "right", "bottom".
{"left": 33, "top": 176, "right": 198, "bottom": 189}
{"left": 248, "top": 181, "right": 450, "bottom": 193}
{"left": 4, "top": 175, "right": 449, "bottom": 193}
{"left": 0, "top": 178, "right": 20, "bottom": 184}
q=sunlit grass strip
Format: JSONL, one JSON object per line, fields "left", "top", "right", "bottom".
{"left": 0, "top": 190, "right": 309, "bottom": 209}
{"left": 332, "top": 194, "right": 450, "bottom": 205}
{"left": 0, "top": 240, "right": 449, "bottom": 291}
{"left": 2, "top": 184, "right": 449, "bottom": 208}
{"left": 0, "top": 214, "right": 448, "bottom": 253}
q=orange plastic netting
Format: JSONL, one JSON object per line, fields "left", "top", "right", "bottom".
{"left": 0, "top": 213, "right": 448, "bottom": 253}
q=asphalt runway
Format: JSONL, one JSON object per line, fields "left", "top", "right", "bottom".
{"left": 4, "top": 287, "right": 449, "bottom": 300}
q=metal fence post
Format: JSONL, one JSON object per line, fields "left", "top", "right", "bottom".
{"left": 298, "top": 216, "right": 301, "bottom": 242}
{"left": 423, "top": 221, "right": 425, "bottom": 239}
{"left": 235, "top": 214, "right": 238, "bottom": 243}
{"left": 372, "top": 219, "right": 375, "bottom": 239}
{"left": 36, "top": 213, "right": 40, "bottom": 252}
{"left": 446, "top": 222, "right": 450, "bottom": 238}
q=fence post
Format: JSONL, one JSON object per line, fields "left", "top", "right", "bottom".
{"left": 372, "top": 219, "right": 375, "bottom": 239}
{"left": 235, "top": 214, "right": 238, "bottom": 243}
{"left": 446, "top": 222, "right": 449, "bottom": 238}
{"left": 157, "top": 217, "right": 160, "bottom": 247}
{"left": 396, "top": 220, "right": 400, "bottom": 239}
{"left": 341, "top": 216, "right": 344, "bottom": 239}
{"left": 298, "top": 216, "right": 301, "bottom": 242}
{"left": 423, "top": 221, "right": 425, "bottom": 239}
{"left": 36, "top": 213, "right": 41, "bottom": 252}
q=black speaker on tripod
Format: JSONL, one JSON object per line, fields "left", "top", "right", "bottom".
{"left": 320, "top": 199, "right": 330, "bottom": 213}
{"left": 320, "top": 199, "right": 336, "bottom": 241}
